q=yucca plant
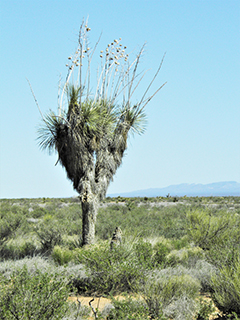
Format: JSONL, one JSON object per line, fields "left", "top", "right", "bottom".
{"left": 33, "top": 19, "right": 166, "bottom": 245}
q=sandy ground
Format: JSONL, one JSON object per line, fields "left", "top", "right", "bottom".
{"left": 68, "top": 295, "right": 113, "bottom": 310}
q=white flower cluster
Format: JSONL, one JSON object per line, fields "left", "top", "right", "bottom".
{"left": 100, "top": 38, "right": 129, "bottom": 71}
{"left": 65, "top": 24, "right": 91, "bottom": 70}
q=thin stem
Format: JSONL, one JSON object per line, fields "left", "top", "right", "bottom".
{"left": 128, "top": 44, "right": 145, "bottom": 105}
{"left": 26, "top": 78, "right": 45, "bottom": 121}
{"left": 138, "top": 52, "right": 166, "bottom": 107}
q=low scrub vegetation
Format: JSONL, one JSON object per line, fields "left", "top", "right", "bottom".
{"left": 0, "top": 196, "right": 240, "bottom": 319}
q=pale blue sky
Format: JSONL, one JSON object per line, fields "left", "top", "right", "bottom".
{"left": 0, "top": 0, "right": 239, "bottom": 198}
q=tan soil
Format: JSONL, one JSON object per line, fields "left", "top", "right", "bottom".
{"left": 68, "top": 295, "right": 112, "bottom": 310}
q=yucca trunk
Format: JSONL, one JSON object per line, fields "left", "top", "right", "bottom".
{"left": 81, "top": 197, "right": 98, "bottom": 245}
{"left": 79, "top": 173, "right": 100, "bottom": 245}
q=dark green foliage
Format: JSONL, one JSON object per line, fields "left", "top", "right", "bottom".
{"left": 0, "top": 238, "right": 39, "bottom": 260}
{"left": 152, "top": 242, "right": 171, "bottom": 266}
{"left": 0, "top": 265, "right": 70, "bottom": 320}
{"left": 107, "top": 295, "right": 166, "bottom": 320}
{"left": 134, "top": 239, "right": 154, "bottom": 268}
{"left": 0, "top": 207, "right": 25, "bottom": 244}
{"left": 75, "top": 241, "right": 145, "bottom": 294}
{"left": 186, "top": 208, "right": 239, "bottom": 250}
{"left": 36, "top": 219, "right": 63, "bottom": 253}
{"left": 211, "top": 257, "right": 240, "bottom": 316}
{"left": 52, "top": 245, "right": 75, "bottom": 265}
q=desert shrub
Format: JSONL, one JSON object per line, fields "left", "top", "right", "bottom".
{"left": 62, "top": 302, "right": 91, "bottom": 320}
{"left": 152, "top": 241, "right": 171, "bottom": 266}
{"left": 0, "top": 256, "right": 89, "bottom": 296}
{"left": 126, "top": 199, "right": 137, "bottom": 211}
{"left": 107, "top": 295, "right": 166, "bottom": 320}
{"left": 52, "top": 245, "right": 75, "bottom": 265}
{"left": 96, "top": 204, "right": 187, "bottom": 240}
{"left": 165, "top": 246, "right": 204, "bottom": 267}
{"left": 0, "top": 207, "right": 32, "bottom": 259}
{"left": 0, "top": 256, "right": 55, "bottom": 277}
{"left": 186, "top": 209, "right": 239, "bottom": 250}
{"left": 206, "top": 238, "right": 240, "bottom": 270}
{"left": 211, "top": 257, "right": 240, "bottom": 316}
{"left": 171, "top": 235, "right": 190, "bottom": 250}
{"left": 0, "top": 210, "right": 24, "bottom": 244}
{"left": 36, "top": 220, "right": 63, "bottom": 253}
{"left": 190, "top": 260, "right": 216, "bottom": 293}
{"left": 163, "top": 295, "right": 198, "bottom": 320}
{"left": 75, "top": 240, "right": 146, "bottom": 294}
{"left": 0, "top": 237, "right": 39, "bottom": 259}
{"left": 53, "top": 204, "right": 82, "bottom": 236}
{"left": 134, "top": 239, "right": 154, "bottom": 268}
{"left": 61, "top": 234, "right": 82, "bottom": 249}
{"left": 138, "top": 269, "right": 201, "bottom": 320}
{"left": 0, "top": 265, "right": 71, "bottom": 320}
{"left": 30, "top": 207, "right": 47, "bottom": 218}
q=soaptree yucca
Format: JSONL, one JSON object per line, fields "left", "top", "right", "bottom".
{"left": 35, "top": 19, "right": 166, "bottom": 245}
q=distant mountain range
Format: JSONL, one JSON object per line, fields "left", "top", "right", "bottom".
{"left": 108, "top": 181, "right": 240, "bottom": 197}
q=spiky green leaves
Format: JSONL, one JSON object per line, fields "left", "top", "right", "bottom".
{"left": 66, "top": 85, "right": 118, "bottom": 147}
{"left": 120, "top": 104, "right": 147, "bottom": 136}
{"left": 37, "top": 112, "right": 65, "bottom": 154}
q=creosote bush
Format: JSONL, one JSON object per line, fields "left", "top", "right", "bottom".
{"left": 52, "top": 245, "right": 75, "bottom": 265}
{"left": 0, "top": 265, "right": 71, "bottom": 320}
{"left": 137, "top": 270, "right": 201, "bottom": 320}
{"left": 211, "top": 256, "right": 240, "bottom": 316}
{"left": 74, "top": 240, "right": 145, "bottom": 294}
{"left": 107, "top": 295, "right": 167, "bottom": 320}
{"left": 186, "top": 208, "right": 239, "bottom": 250}
{"left": 36, "top": 220, "right": 64, "bottom": 253}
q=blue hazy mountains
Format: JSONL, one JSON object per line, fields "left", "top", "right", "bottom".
{"left": 108, "top": 181, "right": 240, "bottom": 197}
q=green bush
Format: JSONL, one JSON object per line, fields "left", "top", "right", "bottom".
{"left": 1, "top": 237, "right": 39, "bottom": 260}
{"left": 134, "top": 239, "right": 154, "bottom": 268}
{"left": 139, "top": 271, "right": 201, "bottom": 319}
{"left": 166, "top": 246, "right": 204, "bottom": 267}
{"left": 75, "top": 241, "right": 146, "bottom": 294}
{"left": 0, "top": 265, "right": 71, "bottom": 320}
{"left": 206, "top": 238, "right": 240, "bottom": 270}
{"left": 52, "top": 245, "right": 75, "bottom": 265}
{"left": 211, "top": 257, "right": 240, "bottom": 316}
{"left": 186, "top": 209, "right": 238, "bottom": 250}
{"left": 152, "top": 241, "right": 171, "bottom": 266}
{"left": 0, "top": 210, "right": 24, "bottom": 244}
{"left": 30, "top": 207, "right": 47, "bottom": 218}
{"left": 35, "top": 220, "right": 63, "bottom": 253}
{"left": 107, "top": 295, "right": 166, "bottom": 320}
